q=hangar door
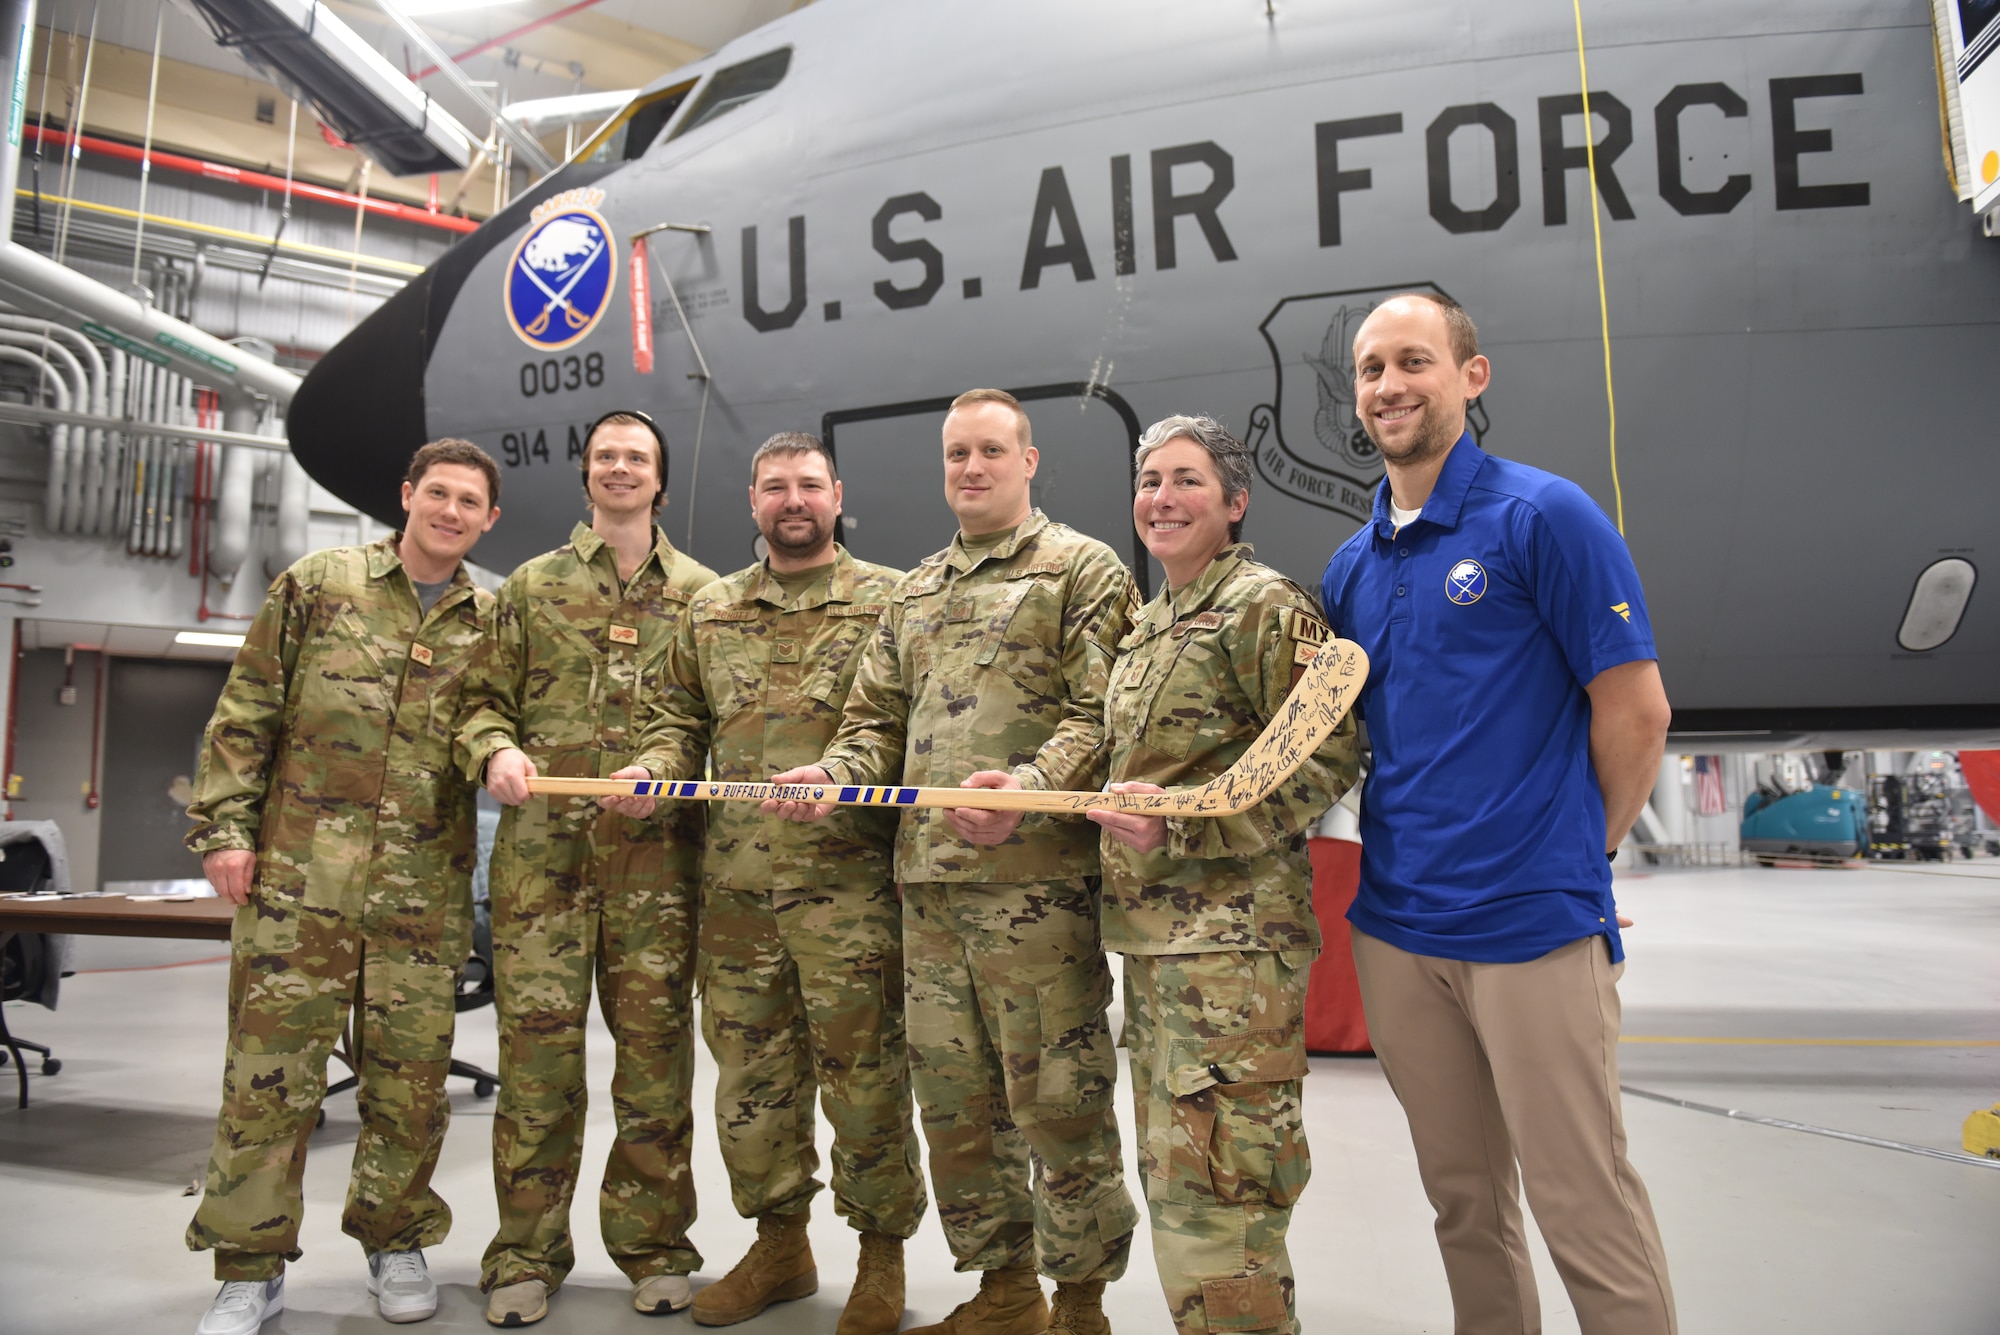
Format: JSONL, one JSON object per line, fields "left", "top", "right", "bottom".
{"left": 98, "top": 660, "right": 230, "bottom": 885}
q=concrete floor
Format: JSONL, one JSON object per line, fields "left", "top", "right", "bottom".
{"left": 3, "top": 861, "right": 1998, "bottom": 1334}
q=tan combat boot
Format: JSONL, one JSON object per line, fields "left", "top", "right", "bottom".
{"left": 901, "top": 1267, "right": 1049, "bottom": 1335}
{"left": 836, "top": 1232, "right": 906, "bottom": 1335}
{"left": 690, "top": 1212, "right": 818, "bottom": 1326}
{"left": 1048, "top": 1280, "right": 1110, "bottom": 1335}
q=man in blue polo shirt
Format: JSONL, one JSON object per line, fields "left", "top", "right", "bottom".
{"left": 1320, "top": 293, "right": 1677, "bottom": 1335}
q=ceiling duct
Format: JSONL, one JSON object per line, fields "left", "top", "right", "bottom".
{"left": 169, "top": 0, "right": 477, "bottom": 176}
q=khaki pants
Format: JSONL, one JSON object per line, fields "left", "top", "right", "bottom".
{"left": 1350, "top": 929, "right": 1676, "bottom": 1335}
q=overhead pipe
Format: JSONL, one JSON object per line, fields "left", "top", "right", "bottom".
{"left": 21, "top": 126, "right": 479, "bottom": 235}
{"left": 168, "top": 440, "right": 189, "bottom": 560}
{"left": 100, "top": 345, "right": 124, "bottom": 535}
{"left": 145, "top": 357, "right": 169, "bottom": 556}
{"left": 210, "top": 397, "right": 263, "bottom": 587}
{"left": 0, "top": 246, "right": 301, "bottom": 407}
{"left": 128, "top": 355, "right": 152, "bottom": 553}
{"left": 0, "top": 317, "right": 109, "bottom": 534}
{"left": 0, "top": 396, "right": 285, "bottom": 451}
{"left": 0, "top": 330, "right": 88, "bottom": 529}
{"left": 167, "top": 369, "right": 193, "bottom": 558}
{"left": 0, "top": 344, "right": 71, "bottom": 529}
{"left": 376, "top": 0, "right": 557, "bottom": 176}
{"left": 272, "top": 454, "right": 311, "bottom": 576}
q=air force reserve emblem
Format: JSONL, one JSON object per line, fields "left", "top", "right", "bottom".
{"left": 505, "top": 188, "right": 616, "bottom": 351}
{"left": 1446, "top": 559, "right": 1487, "bottom": 605}
{"left": 1247, "top": 282, "right": 1490, "bottom": 524}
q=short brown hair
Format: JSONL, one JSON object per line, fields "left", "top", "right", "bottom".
{"left": 1393, "top": 291, "right": 1480, "bottom": 366}
{"left": 947, "top": 387, "right": 1032, "bottom": 450}
{"left": 407, "top": 438, "right": 500, "bottom": 507}
{"left": 751, "top": 431, "right": 837, "bottom": 484}
{"left": 580, "top": 410, "right": 667, "bottom": 513}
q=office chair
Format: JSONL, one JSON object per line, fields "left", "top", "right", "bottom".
{"left": 0, "top": 836, "right": 64, "bottom": 1109}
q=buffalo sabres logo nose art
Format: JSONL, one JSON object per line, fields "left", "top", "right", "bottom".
{"left": 505, "top": 188, "right": 616, "bottom": 351}
{"left": 1445, "top": 559, "right": 1487, "bottom": 605}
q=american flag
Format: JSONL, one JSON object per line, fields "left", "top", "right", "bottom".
{"left": 1694, "top": 755, "right": 1727, "bottom": 816}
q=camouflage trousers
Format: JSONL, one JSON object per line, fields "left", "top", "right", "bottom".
{"left": 903, "top": 878, "right": 1138, "bottom": 1281}
{"left": 188, "top": 891, "right": 470, "bottom": 1281}
{"left": 700, "top": 878, "right": 925, "bottom": 1235}
{"left": 1123, "top": 949, "right": 1315, "bottom": 1335}
{"left": 483, "top": 803, "right": 702, "bottom": 1291}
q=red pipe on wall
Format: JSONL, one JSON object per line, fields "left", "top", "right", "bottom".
{"left": 24, "top": 125, "right": 479, "bottom": 234}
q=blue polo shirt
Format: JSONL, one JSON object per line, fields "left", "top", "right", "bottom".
{"left": 1320, "top": 434, "right": 1656, "bottom": 964}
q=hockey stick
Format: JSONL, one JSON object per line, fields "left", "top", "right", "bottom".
{"left": 525, "top": 638, "right": 1366, "bottom": 818}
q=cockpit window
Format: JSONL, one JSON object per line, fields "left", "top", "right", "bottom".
{"left": 667, "top": 47, "right": 791, "bottom": 142}
{"left": 575, "top": 80, "right": 696, "bottom": 165}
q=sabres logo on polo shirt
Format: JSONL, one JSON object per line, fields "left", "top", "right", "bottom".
{"left": 505, "top": 188, "right": 616, "bottom": 351}
{"left": 1445, "top": 559, "right": 1487, "bottom": 605}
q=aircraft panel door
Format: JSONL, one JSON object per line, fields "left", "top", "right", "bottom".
{"left": 822, "top": 386, "right": 1153, "bottom": 598}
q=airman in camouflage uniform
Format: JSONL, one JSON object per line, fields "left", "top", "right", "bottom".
{"left": 772, "top": 391, "right": 1140, "bottom": 1335}
{"left": 183, "top": 441, "right": 502, "bottom": 1332}
{"left": 1091, "top": 419, "right": 1358, "bottom": 1335}
{"left": 617, "top": 434, "right": 924, "bottom": 1333}
{"left": 457, "top": 412, "right": 717, "bottom": 1326}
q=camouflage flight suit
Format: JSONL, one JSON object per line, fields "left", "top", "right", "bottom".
{"left": 457, "top": 522, "right": 717, "bottom": 1293}
{"left": 817, "top": 509, "right": 1142, "bottom": 1282}
{"left": 630, "top": 547, "right": 927, "bottom": 1238}
{"left": 1100, "top": 545, "right": 1358, "bottom": 1335}
{"left": 183, "top": 537, "right": 492, "bottom": 1282}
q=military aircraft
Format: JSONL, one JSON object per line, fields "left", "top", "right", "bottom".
{"left": 286, "top": 0, "right": 2000, "bottom": 750}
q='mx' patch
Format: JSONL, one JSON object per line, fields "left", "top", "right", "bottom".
{"left": 409, "top": 643, "right": 434, "bottom": 667}
{"left": 608, "top": 624, "right": 639, "bottom": 645}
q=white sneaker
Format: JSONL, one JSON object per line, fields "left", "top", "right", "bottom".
{"left": 368, "top": 1248, "right": 439, "bottom": 1324}
{"left": 633, "top": 1272, "right": 693, "bottom": 1314}
{"left": 195, "top": 1275, "right": 285, "bottom": 1335}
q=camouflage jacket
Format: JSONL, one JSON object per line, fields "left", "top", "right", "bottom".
{"left": 1100, "top": 545, "right": 1358, "bottom": 955}
{"left": 632, "top": 547, "right": 904, "bottom": 891}
{"left": 185, "top": 537, "right": 493, "bottom": 939}
{"left": 458, "top": 522, "right": 718, "bottom": 786}
{"left": 819, "top": 509, "right": 1136, "bottom": 884}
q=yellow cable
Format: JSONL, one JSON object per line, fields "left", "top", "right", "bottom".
{"left": 1572, "top": 0, "right": 1623, "bottom": 534}
{"left": 13, "top": 189, "right": 425, "bottom": 276}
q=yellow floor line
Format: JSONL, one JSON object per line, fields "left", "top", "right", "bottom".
{"left": 1623, "top": 1036, "right": 2000, "bottom": 1047}
{"left": 18, "top": 190, "right": 426, "bottom": 275}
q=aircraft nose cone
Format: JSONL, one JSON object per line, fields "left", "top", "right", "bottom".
{"left": 288, "top": 158, "right": 620, "bottom": 533}
{"left": 288, "top": 271, "right": 432, "bottom": 530}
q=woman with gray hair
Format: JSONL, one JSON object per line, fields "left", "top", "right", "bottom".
{"left": 1087, "top": 415, "right": 1358, "bottom": 1335}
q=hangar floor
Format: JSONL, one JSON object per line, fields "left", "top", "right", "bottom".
{"left": 3, "top": 861, "right": 1997, "bottom": 1334}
